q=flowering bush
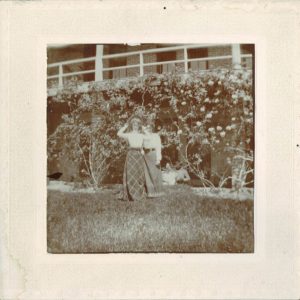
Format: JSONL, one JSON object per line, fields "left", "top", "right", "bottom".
{"left": 48, "top": 68, "right": 254, "bottom": 189}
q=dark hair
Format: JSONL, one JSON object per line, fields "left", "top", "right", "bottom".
{"left": 145, "top": 118, "right": 156, "bottom": 131}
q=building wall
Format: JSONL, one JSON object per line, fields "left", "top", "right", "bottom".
{"left": 48, "top": 44, "right": 254, "bottom": 83}
{"left": 47, "top": 45, "right": 96, "bottom": 85}
{"left": 207, "top": 46, "right": 232, "bottom": 69}
{"left": 242, "top": 57, "right": 253, "bottom": 69}
{"left": 126, "top": 55, "right": 140, "bottom": 77}
{"left": 144, "top": 53, "right": 158, "bottom": 74}
{"left": 241, "top": 44, "right": 254, "bottom": 69}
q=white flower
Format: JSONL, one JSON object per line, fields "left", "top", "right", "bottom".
{"left": 218, "top": 81, "right": 222, "bottom": 85}
{"left": 226, "top": 125, "right": 232, "bottom": 131}
{"left": 231, "top": 117, "right": 236, "bottom": 121}
{"left": 181, "top": 89, "right": 184, "bottom": 93}
{"left": 208, "top": 127, "right": 215, "bottom": 132}
{"left": 181, "top": 101, "right": 186, "bottom": 106}
{"left": 217, "top": 126, "right": 222, "bottom": 131}
{"left": 200, "top": 106, "right": 205, "bottom": 112}
{"left": 215, "top": 99, "right": 219, "bottom": 103}
{"left": 229, "top": 75, "right": 237, "bottom": 81}
{"left": 208, "top": 80, "right": 214, "bottom": 86}
{"left": 204, "top": 98, "right": 210, "bottom": 103}
{"left": 215, "top": 139, "right": 220, "bottom": 144}
{"left": 232, "top": 94, "right": 238, "bottom": 99}
{"left": 196, "top": 121, "right": 202, "bottom": 126}
{"left": 177, "top": 129, "right": 183, "bottom": 134}
{"left": 220, "top": 131, "right": 226, "bottom": 138}
{"left": 206, "top": 113, "right": 212, "bottom": 119}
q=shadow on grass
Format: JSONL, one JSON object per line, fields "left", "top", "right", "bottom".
{"left": 47, "top": 185, "right": 254, "bottom": 253}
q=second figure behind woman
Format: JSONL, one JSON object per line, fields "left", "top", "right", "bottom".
{"left": 143, "top": 120, "right": 164, "bottom": 198}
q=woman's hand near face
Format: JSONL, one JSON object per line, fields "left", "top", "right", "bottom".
{"left": 117, "top": 123, "right": 129, "bottom": 138}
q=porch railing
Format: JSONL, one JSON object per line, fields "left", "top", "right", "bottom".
{"left": 47, "top": 44, "right": 252, "bottom": 89}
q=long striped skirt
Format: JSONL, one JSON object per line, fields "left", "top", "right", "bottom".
{"left": 123, "top": 148, "right": 147, "bottom": 201}
{"left": 144, "top": 150, "right": 164, "bottom": 197}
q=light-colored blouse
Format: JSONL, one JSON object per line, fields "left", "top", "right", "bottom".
{"left": 117, "top": 125, "right": 145, "bottom": 148}
{"left": 143, "top": 133, "right": 162, "bottom": 162}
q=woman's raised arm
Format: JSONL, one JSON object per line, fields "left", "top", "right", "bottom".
{"left": 117, "top": 123, "right": 129, "bottom": 139}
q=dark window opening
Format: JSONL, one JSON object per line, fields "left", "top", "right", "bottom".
{"left": 156, "top": 51, "right": 177, "bottom": 73}
{"left": 187, "top": 48, "right": 209, "bottom": 71}
{"left": 188, "top": 47, "right": 208, "bottom": 59}
{"left": 241, "top": 44, "right": 255, "bottom": 55}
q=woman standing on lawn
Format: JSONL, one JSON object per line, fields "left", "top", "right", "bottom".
{"left": 117, "top": 116, "right": 147, "bottom": 201}
{"left": 143, "top": 119, "right": 164, "bottom": 197}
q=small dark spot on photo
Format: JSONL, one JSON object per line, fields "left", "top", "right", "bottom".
{"left": 164, "top": 6, "right": 166, "bottom": 10}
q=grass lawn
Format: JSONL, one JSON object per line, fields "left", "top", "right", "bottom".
{"left": 47, "top": 184, "right": 254, "bottom": 253}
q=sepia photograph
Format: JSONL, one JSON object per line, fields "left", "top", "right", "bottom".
{"left": 2, "top": 0, "right": 300, "bottom": 298}
{"left": 47, "top": 43, "right": 255, "bottom": 253}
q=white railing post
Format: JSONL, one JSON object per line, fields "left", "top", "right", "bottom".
{"left": 184, "top": 47, "right": 188, "bottom": 73}
{"left": 231, "top": 44, "right": 242, "bottom": 69}
{"left": 58, "top": 64, "right": 63, "bottom": 88}
{"left": 140, "top": 52, "right": 144, "bottom": 76}
{"left": 95, "top": 45, "right": 104, "bottom": 81}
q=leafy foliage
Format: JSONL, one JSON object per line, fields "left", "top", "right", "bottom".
{"left": 48, "top": 68, "right": 254, "bottom": 188}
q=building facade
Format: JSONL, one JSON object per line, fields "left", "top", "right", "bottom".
{"left": 47, "top": 43, "right": 254, "bottom": 92}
